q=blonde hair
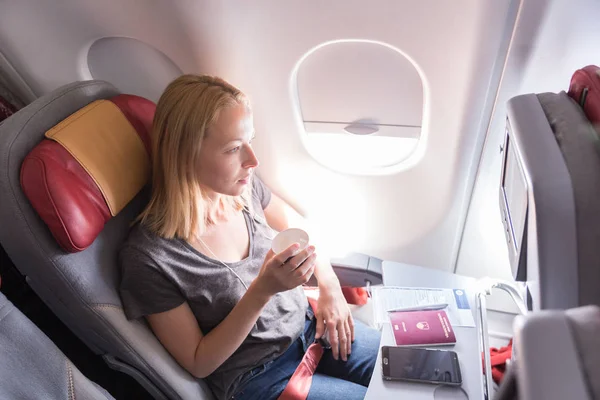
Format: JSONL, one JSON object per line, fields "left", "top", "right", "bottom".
{"left": 138, "top": 74, "right": 251, "bottom": 240}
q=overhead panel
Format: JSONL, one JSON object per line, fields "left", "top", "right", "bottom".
{"left": 86, "top": 37, "right": 182, "bottom": 103}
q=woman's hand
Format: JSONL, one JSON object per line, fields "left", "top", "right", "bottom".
{"left": 252, "top": 244, "right": 317, "bottom": 299}
{"left": 315, "top": 283, "right": 355, "bottom": 361}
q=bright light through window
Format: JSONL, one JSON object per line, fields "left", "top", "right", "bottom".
{"left": 306, "top": 133, "right": 419, "bottom": 174}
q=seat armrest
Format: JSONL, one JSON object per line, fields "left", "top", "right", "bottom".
{"left": 330, "top": 252, "right": 383, "bottom": 287}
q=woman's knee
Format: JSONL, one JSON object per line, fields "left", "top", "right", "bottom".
{"left": 350, "top": 320, "right": 381, "bottom": 383}
{"left": 308, "top": 373, "right": 368, "bottom": 400}
{"left": 352, "top": 320, "right": 381, "bottom": 359}
{"left": 354, "top": 319, "right": 381, "bottom": 343}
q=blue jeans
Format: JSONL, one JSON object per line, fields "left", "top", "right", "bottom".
{"left": 232, "top": 310, "right": 381, "bottom": 400}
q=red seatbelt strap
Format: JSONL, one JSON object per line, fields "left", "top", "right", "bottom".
{"left": 278, "top": 287, "right": 368, "bottom": 400}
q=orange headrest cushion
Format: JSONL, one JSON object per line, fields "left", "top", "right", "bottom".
{"left": 21, "top": 94, "right": 155, "bottom": 252}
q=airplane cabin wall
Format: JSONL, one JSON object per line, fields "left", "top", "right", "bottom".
{"left": 456, "top": 0, "right": 600, "bottom": 281}
{"left": 0, "top": 1, "right": 518, "bottom": 272}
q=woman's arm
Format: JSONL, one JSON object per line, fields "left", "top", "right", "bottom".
{"left": 263, "top": 193, "right": 354, "bottom": 362}
{"left": 147, "top": 281, "right": 271, "bottom": 378}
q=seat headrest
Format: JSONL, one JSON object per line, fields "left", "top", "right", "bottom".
{"left": 20, "top": 94, "right": 156, "bottom": 252}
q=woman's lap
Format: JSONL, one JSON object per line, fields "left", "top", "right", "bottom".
{"left": 314, "top": 316, "right": 382, "bottom": 387}
{"left": 233, "top": 316, "right": 381, "bottom": 400}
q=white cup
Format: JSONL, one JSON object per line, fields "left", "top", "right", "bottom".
{"left": 271, "top": 228, "right": 310, "bottom": 255}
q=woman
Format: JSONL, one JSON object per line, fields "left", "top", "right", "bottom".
{"left": 119, "top": 75, "right": 380, "bottom": 400}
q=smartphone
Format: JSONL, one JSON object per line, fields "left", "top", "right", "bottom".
{"left": 381, "top": 346, "right": 462, "bottom": 386}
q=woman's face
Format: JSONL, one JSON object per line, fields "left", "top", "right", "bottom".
{"left": 197, "top": 103, "right": 259, "bottom": 197}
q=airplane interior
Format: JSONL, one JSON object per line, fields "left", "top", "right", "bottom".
{"left": 1, "top": 1, "right": 600, "bottom": 399}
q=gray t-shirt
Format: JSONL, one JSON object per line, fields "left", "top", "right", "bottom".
{"left": 119, "top": 177, "right": 308, "bottom": 400}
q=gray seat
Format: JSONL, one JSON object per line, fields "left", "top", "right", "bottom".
{"left": 0, "top": 290, "right": 114, "bottom": 400}
{"left": 537, "top": 91, "right": 600, "bottom": 308}
{"left": 501, "top": 90, "right": 600, "bottom": 310}
{"left": 0, "top": 80, "right": 213, "bottom": 400}
{"left": 495, "top": 89, "right": 600, "bottom": 399}
{"left": 496, "top": 305, "right": 600, "bottom": 400}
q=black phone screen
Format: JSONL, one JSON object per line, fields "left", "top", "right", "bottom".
{"left": 381, "top": 346, "right": 462, "bottom": 385}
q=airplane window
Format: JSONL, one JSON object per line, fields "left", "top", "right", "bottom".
{"left": 293, "top": 40, "right": 425, "bottom": 175}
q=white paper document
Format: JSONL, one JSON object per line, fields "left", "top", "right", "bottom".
{"left": 372, "top": 286, "right": 476, "bottom": 328}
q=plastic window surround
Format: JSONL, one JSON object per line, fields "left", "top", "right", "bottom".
{"left": 290, "top": 39, "right": 431, "bottom": 176}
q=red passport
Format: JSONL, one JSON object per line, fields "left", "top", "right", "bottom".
{"left": 389, "top": 309, "right": 456, "bottom": 346}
